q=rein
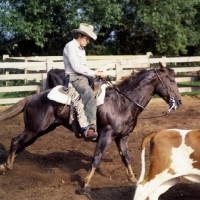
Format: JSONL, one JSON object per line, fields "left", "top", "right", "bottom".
{"left": 106, "top": 68, "right": 176, "bottom": 118}
{"left": 106, "top": 80, "right": 145, "bottom": 110}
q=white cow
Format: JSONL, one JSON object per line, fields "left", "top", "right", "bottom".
{"left": 134, "top": 129, "right": 200, "bottom": 200}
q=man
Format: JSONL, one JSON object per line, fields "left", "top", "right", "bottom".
{"left": 63, "top": 23, "right": 106, "bottom": 140}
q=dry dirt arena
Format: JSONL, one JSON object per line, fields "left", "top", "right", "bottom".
{"left": 1, "top": 96, "right": 200, "bottom": 200}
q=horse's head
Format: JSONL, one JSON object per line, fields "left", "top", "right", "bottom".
{"left": 154, "top": 62, "right": 182, "bottom": 111}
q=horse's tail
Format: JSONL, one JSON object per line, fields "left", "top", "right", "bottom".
{"left": 136, "top": 131, "right": 158, "bottom": 185}
{"left": 0, "top": 95, "right": 33, "bottom": 122}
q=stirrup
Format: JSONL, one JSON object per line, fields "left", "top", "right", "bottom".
{"left": 82, "top": 125, "right": 98, "bottom": 140}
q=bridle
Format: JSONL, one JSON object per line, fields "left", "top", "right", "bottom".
{"left": 154, "top": 69, "right": 177, "bottom": 113}
{"left": 106, "top": 68, "right": 177, "bottom": 116}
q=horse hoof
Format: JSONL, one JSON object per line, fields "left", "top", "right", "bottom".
{"left": 82, "top": 187, "right": 91, "bottom": 193}
{"left": 129, "top": 176, "right": 137, "bottom": 183}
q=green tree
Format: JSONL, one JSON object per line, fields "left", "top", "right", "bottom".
{"left": 101, "top": 0, "right": 200, "bottom": 56}
{"left": 1, "top": 0, "right": 200, "bottom": 56}
{"left": 0, "top": 0, "right": 123, "bottom": 56}
{"left": 136, "top": 0, "right": 200, "bottom": 55}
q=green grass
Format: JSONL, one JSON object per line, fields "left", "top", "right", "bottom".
{"left": 153, "top": 91, "right": 200, "bottom": 98}
{"left": 0, "top": 91, "right": 36, "bottom": 98}
{"left": 180, "top": 91, "right": 200, "bottom": 96}
{"left": 177, "top": 81, "right": 200, "bottom": 96}
{"left": 0, "top": 79, "right": 38, "bottom": 99}
{"left": 178, "top": 81, "right": 200, "bottom": 86}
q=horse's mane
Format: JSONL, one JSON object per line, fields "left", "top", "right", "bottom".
{"left": 107, "top": 66, "right": 175, "bottom": 92}
{"left": 113, "top": 68, "right": 149, "bottom": 89}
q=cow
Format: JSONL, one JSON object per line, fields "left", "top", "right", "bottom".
{"left": 133, "top": 129, "right": 200, "bottom": 200}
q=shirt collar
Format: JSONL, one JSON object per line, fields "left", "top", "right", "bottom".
{"left": 73, "top": 38, "right": 84, "bottom": 50}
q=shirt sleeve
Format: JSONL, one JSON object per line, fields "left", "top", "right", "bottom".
{"left": 64, "top": 43, "right": 95, "bottom": 77}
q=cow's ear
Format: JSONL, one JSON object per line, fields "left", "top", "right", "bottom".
{"left": 159, "top": 62, "right": 166, "bottom": 72}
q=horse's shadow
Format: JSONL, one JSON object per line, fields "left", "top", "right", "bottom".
{"left": 0, "top": 146, "right": 113, "bottom": 187}
{"left": 0, "top": 143, "right": 6, "bottom": 150}
{"left": 75, "top": 183, "right": 200, "bottom": 200}
{"left": 76, "top": 183, "right": 200, "bottom": 200}
{"left": 159, "top": 183, "right": 200, "bottom": 200}
{"left": 1, "top": 143, "right": 200, "bottom": 200}
{"left": 76, "top": 185, "right": 135, "bottom": 200}
{"left": 0, "top": 145, "right": 136, "bottom": 200}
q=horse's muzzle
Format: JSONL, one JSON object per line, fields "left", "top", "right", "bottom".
{"left": 167, "top": 97, "right": 182, "bottom": 113}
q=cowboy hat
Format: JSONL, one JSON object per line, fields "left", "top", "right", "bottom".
{"left": 71, "top": 23, "right": 97, "bottom": 40}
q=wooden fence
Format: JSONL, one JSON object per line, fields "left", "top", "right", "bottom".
{"left": 0, "top": 53, "right": 200, "bottom": 105}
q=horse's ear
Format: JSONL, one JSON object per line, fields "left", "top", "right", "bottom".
{"left": 159, "top": 62, "right": 166, "bottom": 72}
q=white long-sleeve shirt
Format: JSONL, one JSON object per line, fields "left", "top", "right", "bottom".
{"left": 63, "top": 39, "right": 95, "bottom": 77}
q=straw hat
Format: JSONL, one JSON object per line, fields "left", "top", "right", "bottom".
{"left": 71, "top": 23, "right": 97, "bottom": 40}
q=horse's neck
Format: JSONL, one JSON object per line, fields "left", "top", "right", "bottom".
{"left": 124, "top": 78, "right": 156, "bottom": 109}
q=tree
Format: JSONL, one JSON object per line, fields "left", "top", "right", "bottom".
{"left": 1, "top": 0, "right": 200, "bottom": 57}
{"left": 101, "top": 0, "right": 200, "bottom": 56}
{"left": 135, "top": 0, "right": 200, "bottom": 55}
{"left": 0, "top": 0, "right": 124, "bottom": 56}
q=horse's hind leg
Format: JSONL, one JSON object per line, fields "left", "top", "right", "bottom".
{"left": 0, "top": 128, "right": 37, "bottom": 174}
{"left": 115, "top": 135, "right": 137, "bottom": 182}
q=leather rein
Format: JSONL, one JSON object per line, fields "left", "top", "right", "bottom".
{"left": 106, "top": 68, "right": 176, "bottom": 118}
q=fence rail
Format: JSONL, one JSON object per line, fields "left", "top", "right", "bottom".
{"left": 0, "top": 54, "right": 200, "bottom": 104}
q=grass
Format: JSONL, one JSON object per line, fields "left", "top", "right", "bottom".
{"left": 0, "top": 79, "right": 38, "bottom": 99}
{"left": 150, "top": 90, "right": 200, "bottom": 99}
{"left": 0, "top": 91, "right": 35, "bottom": 98}
{"left": 177, "top": 81, "right": 200, "bottom": 96}
{"left": 178, "top": 81, "right": 200, "bottom": 86}
{"left": 181, "top": 91, "right": 200, "bottom": 96}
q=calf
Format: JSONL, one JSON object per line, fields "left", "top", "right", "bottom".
{"left": 134, "top": 129, "right": 200, "bottom": 200}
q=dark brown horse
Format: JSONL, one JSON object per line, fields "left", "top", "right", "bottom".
{"left": 0, "top": 62, "right": 182, "bottom": 192}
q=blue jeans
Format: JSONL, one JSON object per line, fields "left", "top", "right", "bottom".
{"left": 69, "top": 75, "right": 97, "bottom": 125}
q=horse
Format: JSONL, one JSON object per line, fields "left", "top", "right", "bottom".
{"left": 0, "top": 62, "right": 182, "bottom": 192}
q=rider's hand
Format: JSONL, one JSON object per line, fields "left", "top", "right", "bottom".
{"left": 95, "top": 71, "right": 106, "bottom": 79}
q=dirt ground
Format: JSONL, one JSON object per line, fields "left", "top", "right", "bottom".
{"left": 1, "top": 96, "right": 200, "bottom": 200}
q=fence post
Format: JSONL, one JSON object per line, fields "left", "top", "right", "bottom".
{"left": 44, "top": 58, "right": 53, "bottom": 90}
{"left": 24, "top": 58, "right": 28, "bottom": 84}
{"left": 2, "top": 55, "right": 9, "bottom": 62}
{"left": 41, "top": 73, "right": 47, "bottom": 91}
{"left": 2, "top": 55, "right": 9, "bottom": 76}
{"left": 5, "top": 71, "right": 9, "bottom": 86}
{"left": 37, "top": 85, "right": 41, "bottom": 93}
{"left": 46, "top": 58, "right": 53, "bottom": 72}
{"left": 146, "top": 52, "right": 153, "bottom": 57}
{"left": 116, "top": 59, "right": 123, "bottom": 81}
{"left": 162, "top": 56, "right": 166, "bottom": 66}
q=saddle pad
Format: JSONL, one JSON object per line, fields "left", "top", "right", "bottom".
{"left": 47, "top": 85, "right": 72, "bottom": 105}
{"left": 96, "top": 84, "right": 106, "bottom": 106}
{"left": 47, "top": 83, "right": 107, "bottom": 106}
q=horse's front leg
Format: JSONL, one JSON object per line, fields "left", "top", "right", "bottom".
{"left": 115, "top": 135, "right": 137, "bottom": 182}
{"left": 83, "top": 132, "right": 112, "bottom": 191}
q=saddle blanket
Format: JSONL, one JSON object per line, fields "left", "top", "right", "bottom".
{"left": 47, "top": 83, "right": 106, "bottom": 106}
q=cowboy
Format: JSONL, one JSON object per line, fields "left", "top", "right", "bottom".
{"left": 63, "top": 23, "right": 106, "bottom": 140}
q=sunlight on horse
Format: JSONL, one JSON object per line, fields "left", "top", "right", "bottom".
{"left": 0, "top": 62, "right": 182, "bottom": 192}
